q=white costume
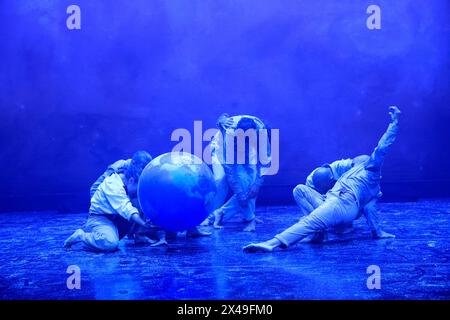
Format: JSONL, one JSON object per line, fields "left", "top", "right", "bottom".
{"left": 275, "top": 117, "right": 399, "bottom": 246}
{"left": 210, "top": 115, "right": 270, "bottom": 223}
{"left": 90, "top": 159, "right": 131, "bottom": 198}
{"left": 78, "top": 173, "right": 138, "bottom": 251}
{"left": 293, "top": 159, "right": 353, "bottom": 216}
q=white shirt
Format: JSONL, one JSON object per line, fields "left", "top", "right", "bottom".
{"left": 330, "top": 120, "right": 399, "bottom": 208}
{"left": 89, "top": 173, "right": 138, "bottom": 221}
{"left": 211, "top": 115, "right": 271, "bottom": 176}
{"left": 101, "top": 159, "right": 131, "bottom": 178}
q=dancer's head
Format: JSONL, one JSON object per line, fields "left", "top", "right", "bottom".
{"left": 131, "top": 150, "right": 152, "bottom": 172}
{"left": 125, "top": 150, "right": 152, "bottom": 196}
{"left": 236, "top": 117, "right": 258, "bottom": 131}
{"left": 123, "top": 164, "right": 140, "bottom": 197}
{"left": 312, "top": 166, "right": 336, "bottom": 194}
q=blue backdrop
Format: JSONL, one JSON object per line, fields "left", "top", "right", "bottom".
{"left": 1, "top": 0, "right": 449, "bottom": 212}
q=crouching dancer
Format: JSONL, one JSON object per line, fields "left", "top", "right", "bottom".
{"left": 243, "top": 106, "right": 401, "bottom": 253}
{"left": 64, "top": 162, "right": 151, "bottom": 252}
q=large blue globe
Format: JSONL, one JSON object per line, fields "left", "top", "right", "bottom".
{"left": 138, "top": 152, "right": 216, "bottom": 232}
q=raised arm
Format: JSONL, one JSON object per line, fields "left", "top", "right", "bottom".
{"left": 366, "top": 106, "right": 401, "bottom": 171}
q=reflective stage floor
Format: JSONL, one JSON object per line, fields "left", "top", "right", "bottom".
{"left": 0, "top": 200, "right": 449, "bottom": 299}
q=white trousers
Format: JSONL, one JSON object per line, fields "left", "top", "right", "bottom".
{"left": 276, "top": 191, "right": 359, "bottom": 247}
{"left": 211, "top": 159, "right": 229, "bottom": 211}
{"left": 293, "top": 184, "right": 325, "bottom": 216}
{"left": 80, "top": 215, "right": 120, "bottom": 252}
{"left": 218, "top": 165, "right": 258, "bottom": 222}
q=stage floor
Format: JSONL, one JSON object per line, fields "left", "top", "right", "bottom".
{"left": 0, "top": 200, "right": 449, "bottom": 300}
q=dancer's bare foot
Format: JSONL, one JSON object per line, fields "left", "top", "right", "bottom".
{"left": 213, "top": 210, "right": 224, "bottom": 229}
{"left": 187, "top": 227, "right": 212, "bottom": 237}
{"left": 134, "top": 235, "right": 156, "bottom": 245}
{"left": 150, "top": 238, "right": 168, "bottom": 247}
{"left": 242, "top": 238, "right": 282, "bottom": 253}
{"left": 373, "top": 230, "right": 395, "bottom": 239}
{"left": 64, "top": 229, "right": 84, "bottom": 248}
{"left": 243, "top": 219, "right": 256, "bottom": 232}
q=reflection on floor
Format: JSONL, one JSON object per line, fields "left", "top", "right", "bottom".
{"left": 0, "top": 200, "right": 449, "bottom": 299}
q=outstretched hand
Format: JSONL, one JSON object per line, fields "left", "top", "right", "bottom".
{"left": 217, "top": 113, "right": 233, "bottom": 129}
{"left": 389, "top": 106, "right": 401, "bottom": 122}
